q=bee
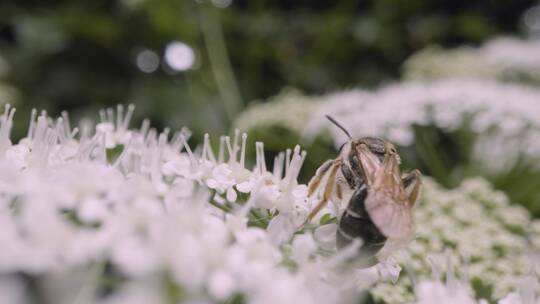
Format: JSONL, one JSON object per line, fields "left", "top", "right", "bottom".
{"left": 306, "top": 116, "right": 421, "bottom": 266}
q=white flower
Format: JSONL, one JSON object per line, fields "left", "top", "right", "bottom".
{"left": 208, "top": 269, "right": 236, "bottom": 300}
{"left": 267, "top": 213, "right": 297, "bottom": 245}
{"left": 291, "top": 234, "right": 317, "bottom": 265}
{"left": 499, "top": 293, "right": 525, "bottom": 304}
{"left": 5, "top": 145, "right": 29, "bottom": 170}
{"left": 314, "top": 223, "right": 338, "bottom": 251}
{"left": 404, "top": 37, "right": 540, "bottom": 84}
{"left": 301, "top": 80, "right": 540, "bottom": 173}
{"left": 206, "top": 163, "right": 238, "bottom": 202}
{"left": 3, "top": 104, "right": 536, "bottom": 304}
{"left": 415, "top": 281, "right": 477, "bottom": 304}
{"left": 376, "top": 259, "right": 402, "bottom": 284}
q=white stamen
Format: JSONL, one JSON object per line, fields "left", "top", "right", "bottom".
{"left": 218, "top": 136, "right": 226, "bottom": 163}
{"left": 180, "top": 134, "right": 196, "bottom": 165}
{"left": 258, "top": 142, "right": 266, "bottom": 173}
{"left": 27, "top": 108, "right": 37, "bottom": 139}
{"left": 123, "top": 104, "right": 135, "bottom": 131}
{"left": 273, "top": 152, "right": 284, "bottom": 180}
{"left": 202, "top": 133, "right": 216, "bottom": 163}
{"left": 0, "top": 104, "right": 15, "bottom": 153}
{"left": 240, "top": 133, "right": 247, "bottom": 168}
{"left": 232, "top": 129, "right": 240, "bottom": 162}
{"left": 285, "top": 148, "right": 291, "bottom": 176}
{"left": 224, "top": 136, "right": 234, "bottom": 163}
{"left": 140, "top": 119, "right": 150, "bottom": 137}
{"left": 70, "top": 128, "right": 79, "bottom": 139}
{"left": 116, "top": 104, "right": 124, "bottom": 131}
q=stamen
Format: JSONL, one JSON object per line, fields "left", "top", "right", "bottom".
{"left": 285, "top": 148, "right": 291, "bottom": 176}
{"left": 232, "top": 129, "right": 240, "bottom": 162}
{"left": 145, "top": 129, "right": 157, "bottom": 145}
{"left": 70, "top": 128, "right": 79, "bottom": 139}
{"left": 201, "top": 134, "right": 208, "bottom": 162}
{"left": 284, "top": 147, "right": 306, "bottom": 189}
{"left": 273, "top": 152, "right": 284, "bottom": 180}
{"left": 218, "top": 136, "right": 226, "bottom": 163}
{"left": 255, "top": 142, "right": 266, "bottom": 173}
{"left": 255, "top": 142, "right": 262, "bottom": 174}
{"left": 55, "top": 117, "right": 65, "bottom": 143}
{"left": 123, "top": 104, "right": 135, "bottom": 131}
{"left": 175, "top": 127, "right": 191, "bottom": 153}
{"left": 79, "top": 119, "right": 92, "bottom": 140}
{"left": 225, "top": 136, "right": 234, "bottom": 163}
{"left": 240, "top": 133, "right": 247, "bottom": 168}
{"left": 180, "top": 134, "right": 196, "bottom": 165}
{"left": 0, "top": 104, "right": 15, "bottom": 152}
{"left": 116, "top": 104, "right": 123, "bottom": 130}
{"left": 98, "top": 132, "right": 107, "bottom": 164}
{"left": 27, "top": 108, "right": 37, "bottom": 139}
{"left": 203, "top": 133, "right": 216, "bottom": 163}
{"left": 140, "top": 119, "right": 150, "bottom": 137}
{"left": 150, "top": 133, "right": 167, "bottom": 183}
{"left": 61, "top": 111, "right": 71, "bottom": 136}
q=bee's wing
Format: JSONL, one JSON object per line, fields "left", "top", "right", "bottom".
{"left": 355, "top": 144, "right": 381, "bottom": 186}
{"left": 365, "top": 191, "right": 414, "bottom": 240}
{"left": 359, "top": 147, "right": 413, "bottom": 240}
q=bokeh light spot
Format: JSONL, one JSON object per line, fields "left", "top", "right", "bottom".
{"left": 136, "top": 49, "right": 159, "bottom": 73}
{"left": 164, "top": 41, "right": 195, "bottom": 72}
{"left": 524, "top": 5, "right": 540, "bottom": 31}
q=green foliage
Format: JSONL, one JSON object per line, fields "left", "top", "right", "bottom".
{"left": 319, "top": 213, "right": 337, "bottom": 225}
{"left": 106, "top": 144, "right": 125, "bottom": 163}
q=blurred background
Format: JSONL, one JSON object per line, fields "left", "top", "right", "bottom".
{"left": 2, "top": 0, "right": 540, "bottom": 215}
{"left": 0, "top": 0, "right": 536, "bottom": 135}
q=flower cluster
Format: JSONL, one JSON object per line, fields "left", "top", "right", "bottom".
{"left": 0, "top": 104, "right": 390, "bottom": 304}
{"left": 403, "top": 37, "right": 540, "bottom": 84}
{"left": 304, "top": 79, "right": 540, "bottom": 172}
{"left": 0, "top": 104, "right": 538, "bottom": 304}
{"left": 370, "top": 178, "right": 540, "bottom": 303}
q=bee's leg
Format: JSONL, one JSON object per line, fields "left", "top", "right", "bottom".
{"left": 304, "top": 162, "right": 340, "bottom": 224}
{"left": 307, "top": 159, "right": 335, "bottom": 197}
{"left": 336, "top": 183, "right": 343, "bottom": 201}
{"left": 402, "top": 169, "right": 421, "bottom": 207}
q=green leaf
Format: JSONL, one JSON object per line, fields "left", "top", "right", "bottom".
{"left": 106, "top": 144, "right": 124, "bottom": 163}
{"left": 319, "top": 213, "right": 337, "bottom": 225}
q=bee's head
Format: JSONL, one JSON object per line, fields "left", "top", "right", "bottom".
{"left": 325, "top": 115, "right": 399, "bottom": 163}
{"left": 340, "top": 137, "right": 400, "bottom": 164}
{"left": 355, "top": 137, "right": 397, "bottom": 161}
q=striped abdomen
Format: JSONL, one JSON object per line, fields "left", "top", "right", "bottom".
{"left": 336, "top": 185, "right": 387, "bottom": 265}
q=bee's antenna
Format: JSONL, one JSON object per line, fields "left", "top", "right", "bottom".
{"left": 325, "top": 115, "right": 352, "bottom": 139}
